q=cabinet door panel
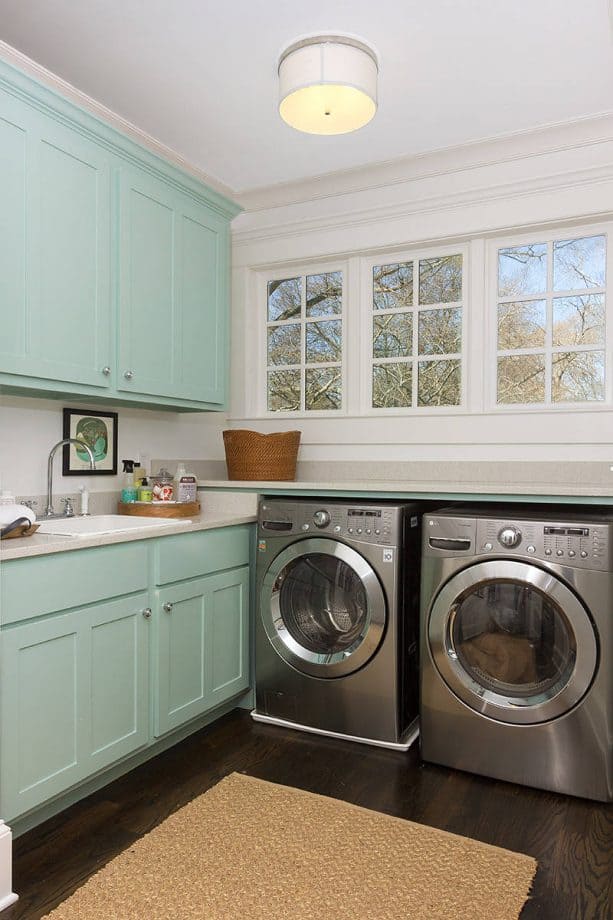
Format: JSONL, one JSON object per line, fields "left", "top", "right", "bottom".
{"left": 155, "top": 565, "right": 250, "bottom": 736}
{"left": 118, "top": 168, "right": 228, "bottom": 405}
{"left": 118, "top": 170, "right": 178, "bottom": 398}
{"left": 0, "top": 615, "right": 82, "bottom": 820}
{"left": 177, "top": 206, "right": 226, "bottom": 404}
{"left": 0, "top": 95, "right": 27, "bottom": 365}
{"left": 86, "top": 593, "right": 149, "bottom": 772}
{"left": 32, "top": 131, "right": 111, "bottom": 384}
{"left": 206, "top": 567, "right": 250, "bottom": 706}
{"left": 0, "top": 92, "right": 111, "bottom": 387}
{"left": 155, "top": 583, "right": 207, "bottom": 735}
{"left": 0, "top": 592, "right": 150, "bottom": 821}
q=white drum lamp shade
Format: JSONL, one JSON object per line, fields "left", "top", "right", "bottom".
{"left": 278, "top": 36, "right": 378, "bottom": 135}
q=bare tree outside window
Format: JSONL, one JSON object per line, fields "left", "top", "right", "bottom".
{"left": 266, "top": 271, "right": 343, "bottom": 412}
{"left": 372, "top": 254, "right": 463, "bottom": 408}
{"left": 496, "top": 235, "right": 606, "bottom": 404}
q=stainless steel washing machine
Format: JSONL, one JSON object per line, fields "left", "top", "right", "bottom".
{"left": 420, "top": 506, "right": 613, "bottom": 802}
{"left": 253, "top": 497, "right": 423, "bottom": 750}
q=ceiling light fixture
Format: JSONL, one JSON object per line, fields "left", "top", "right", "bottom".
{"left": 278, "top": 34, "right": 378, "bottom": 136}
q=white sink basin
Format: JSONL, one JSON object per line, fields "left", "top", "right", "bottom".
{"left": 36, "top": 514, "right": 191, "bottom": 537}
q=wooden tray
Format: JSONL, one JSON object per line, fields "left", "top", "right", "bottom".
{"left": 1, "top": 522, "right": 40, "bottom": 539}
{"left": 118, "top": 501, "right": 200, "bottom": 519}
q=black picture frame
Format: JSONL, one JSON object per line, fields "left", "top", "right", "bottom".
{"left": 62, "top": 408, "right": 118, "bottom": 476}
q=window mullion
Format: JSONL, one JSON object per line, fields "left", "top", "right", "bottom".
{"left": 545, "top": 241, "right": 553, "bottom": 404}
{"left": 412, "top": 259, "right": 419, "bottom": 407}
{"left": 301, "top": 275, "right": 306, "bottom": 411}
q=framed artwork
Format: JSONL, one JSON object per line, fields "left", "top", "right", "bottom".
{"left": 62, "top": 408, "right": 118, "bottom": 475}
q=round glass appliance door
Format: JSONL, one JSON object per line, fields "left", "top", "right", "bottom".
{"left": 260, "top": 538, "right": 386, "bottom": 678}
{"left": 428, "top": 559, "right": 598, "bottom": 724}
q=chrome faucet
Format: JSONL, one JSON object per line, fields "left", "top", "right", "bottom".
{"left": 45, "top": 439, "right": 96, "bottom": 517}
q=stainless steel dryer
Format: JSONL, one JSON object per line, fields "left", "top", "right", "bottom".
{"left": 253, "top": 497, "right": 423, "bottom": 750}
{"left": 420, "top": 506, "right": 613, "bottom": 802}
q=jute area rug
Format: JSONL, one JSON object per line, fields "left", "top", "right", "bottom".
{"left": 44, "top": 772, "right": 536, "bottom": 920}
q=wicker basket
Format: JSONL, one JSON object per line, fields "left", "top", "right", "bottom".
{"left": 223, "top": 429, "right": 301, "bottom": 481}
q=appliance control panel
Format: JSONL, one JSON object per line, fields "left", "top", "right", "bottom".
{"left": 475, "top": 518, "right": 610, "bottom": 569}
{"left": 258, "top": 500, "right": 400, "bottom": 545}
{"left": 425, "top": 513, "right": 611, "bottom": 570}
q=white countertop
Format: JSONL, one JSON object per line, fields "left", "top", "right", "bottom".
{"left": 197, "top": 479, "right": 613, "bottom": 498}
{"left": 0, "top": 511, "right": 257, "bottom": 562}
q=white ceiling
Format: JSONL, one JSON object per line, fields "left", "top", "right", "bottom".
{"left": 1, "top": 0, "right": 612, "bottom": 194}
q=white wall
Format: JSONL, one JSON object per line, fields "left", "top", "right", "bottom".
{"left": 0, "top": 395, "right": 226, "bottom": 497}
{"left": 230, "top": 113, "right": 613, "bottom": 463}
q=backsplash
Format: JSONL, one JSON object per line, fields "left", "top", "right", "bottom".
{"left": 0, "top": 395, "right": 227, "bottom": 496}
{"left": 12, "top": 488, "right": 257, "bottom": 516}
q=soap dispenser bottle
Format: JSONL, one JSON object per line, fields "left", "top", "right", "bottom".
{"left": 121, "top": 460, "right": 138, "bottom": 503}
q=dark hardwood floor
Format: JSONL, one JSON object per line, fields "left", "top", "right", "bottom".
{"left": 7, "top": 710, "right": 613, "bottom": 919}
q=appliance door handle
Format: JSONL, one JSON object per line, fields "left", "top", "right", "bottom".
{"left": 429, "top": 537, "right": 472, "bottom": 551}
{"left": 261, "top": 521, "right": 293, "bottom": 531}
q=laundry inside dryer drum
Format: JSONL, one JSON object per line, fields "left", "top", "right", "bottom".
{"left": 450, "top": 581, "right": 577, "bottom": 701}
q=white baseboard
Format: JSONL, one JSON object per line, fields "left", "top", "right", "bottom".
{"left": 0, "top": 822, "right": 17, "bottom": 911}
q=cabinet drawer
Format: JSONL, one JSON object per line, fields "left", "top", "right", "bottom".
{"left": 1, "top": 542, "right": 149, "bottom": 625}
{"left": 155, "top": 525, "right": 251, "bottom": 585}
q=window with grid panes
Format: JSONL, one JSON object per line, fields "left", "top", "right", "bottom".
{"left": 266, "top": 271, "right": 343, "bottom": 411}
{"left": 371, "top": 254, "right": 463, "bottom": 408}
{"left": 496, "top": 234, "right": 606, "bottom": 404}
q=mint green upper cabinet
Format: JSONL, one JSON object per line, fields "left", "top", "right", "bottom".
{"left": 118, "top": 169, "right": 176, "bottom": 400}
{"left": 178, "top": 199, "right": 228, "bottom": 404}
{"left": 0, "top": 87, "right": 112, "bottom": 389}
{"left": 0, "top": 61, "right": 239, "bottom": 410}
{"left": 118, "top": 168, "right": 228, "bottom": 405}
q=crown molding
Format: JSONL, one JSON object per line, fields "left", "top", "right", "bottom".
{"left": 232, "top": 158, "right": 613, "bottom": 250}
{"left": 0, "top": 39, "right": 237, "bottom": 203}
{"left": 235, "top": 110, "right": 613, "bottom": 213}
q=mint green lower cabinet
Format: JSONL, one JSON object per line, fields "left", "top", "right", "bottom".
{"left": 206, "top": 567, "right": 251, "bottom": 708}
{"left": 1, "top": 612, "right": 82, "bottom": 819}
{"left": 84, "top": 595, "right": 150, "bottom": 774}
{"left": 155, "top": 566, "right": 250, "bottom": 736}
{"left": 0, "top": 525, "right": 253, "bottom": 826}
{"left": 0, "top": 592, "right": 150, "bottom": 821}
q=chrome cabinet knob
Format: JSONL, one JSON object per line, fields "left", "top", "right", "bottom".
{"left": 124, "top": 370, "right": 134, "bottom": 380}
{"left": 102, "top": 366, "right": 111, "bottom": 376}
{"left": 163, "top": 602, "right": 173, "bottom": 613}
{"left": 142, "top": 607, "right": 152, "bottom": 619}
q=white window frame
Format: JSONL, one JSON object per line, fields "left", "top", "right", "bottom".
{"left": 359, "top": 242, "right": 469, "bottom": 416}
{"left": 258, "top": 259, "right": 348, "bottom": 418}
{"left": 486, "top": 221, "right": 612, "bottom": 412}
